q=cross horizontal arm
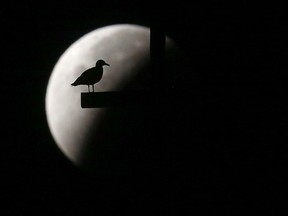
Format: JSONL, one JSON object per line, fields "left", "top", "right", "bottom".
{"left": 81, "top": 91, "right": 175, "bottom": 108}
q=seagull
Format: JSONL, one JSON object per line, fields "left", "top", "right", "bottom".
{"left": 71, "top": 59, "right": 110, "bottom": 92}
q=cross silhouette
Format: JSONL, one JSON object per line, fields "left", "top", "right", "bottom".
{"left": 81, "top": 25, "right": 166, "bottom": 108}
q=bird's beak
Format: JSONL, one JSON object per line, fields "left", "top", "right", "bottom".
{"left": 105, "top": 63, "right": 110, "bottom": 66}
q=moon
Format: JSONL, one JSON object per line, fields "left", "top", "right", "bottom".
{"left": 45, "top": 24, "right": 178, "bottom": 170}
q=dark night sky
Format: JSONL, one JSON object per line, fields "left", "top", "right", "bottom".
{"left": 1, "top": 1, "right": 286, "bottom": 214}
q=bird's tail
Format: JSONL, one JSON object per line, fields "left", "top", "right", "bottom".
{"left": 71, "top": 78, "right": 80, "bottom": 86}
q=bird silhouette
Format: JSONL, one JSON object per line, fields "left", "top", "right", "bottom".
{"left": 71, "top": 59, "right": 110, "bottom": 92}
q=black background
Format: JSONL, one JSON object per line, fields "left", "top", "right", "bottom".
{"left": 1, "top": 1, "right": 286, "bottom": 215}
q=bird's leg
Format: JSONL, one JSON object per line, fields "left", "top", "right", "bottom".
{"left": 88, "top": 85, "right": 90, "bottom": 92}
{"left": 92, "top": 85, "right": 94, "bottom": 92}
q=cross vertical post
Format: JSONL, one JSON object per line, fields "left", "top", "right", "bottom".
{"left": 150, "top": 24, "right": 166, "bottom": 88}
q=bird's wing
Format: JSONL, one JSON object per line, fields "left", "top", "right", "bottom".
{"left": 72, "top": 68, "right": 95, "bottom": 85}
{"left": 79, "top": 67, "right": 94, "bottom": 77}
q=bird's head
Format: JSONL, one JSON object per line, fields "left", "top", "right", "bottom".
{"left": 96, "top": 59, "right": 110, "bottom": 67}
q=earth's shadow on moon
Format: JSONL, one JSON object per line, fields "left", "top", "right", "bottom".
{"left": 77, "top": 46, "right": 204, "bottom": 182}
{"left": 76, "top": 57, "right": 212, "bottom": 210}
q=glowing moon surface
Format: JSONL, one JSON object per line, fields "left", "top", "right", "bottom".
{"left": 45, "top": 24, "right": 176, "bottom": 168}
